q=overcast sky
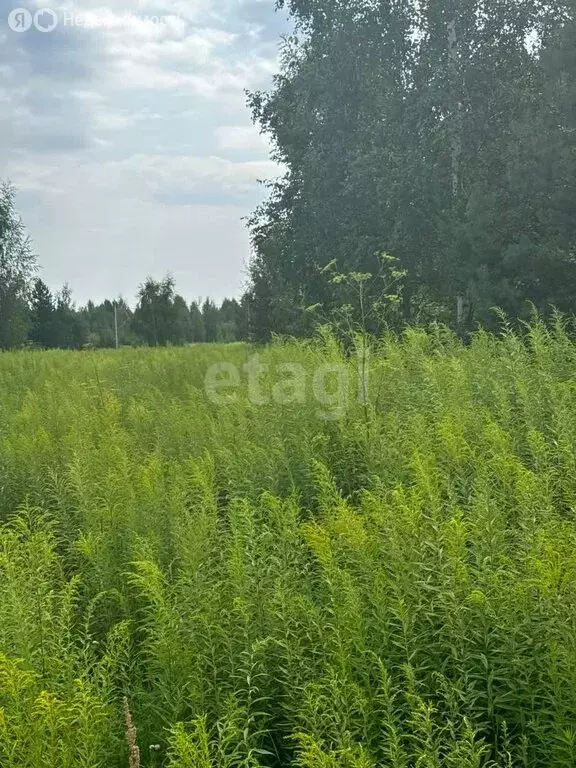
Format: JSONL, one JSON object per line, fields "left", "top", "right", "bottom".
{"left": 1, "top": 0, "right": 289, "bottom": 305}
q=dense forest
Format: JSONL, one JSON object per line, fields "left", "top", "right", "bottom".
{"left": 247, "top": 0, "right": 576, "bottom": 338}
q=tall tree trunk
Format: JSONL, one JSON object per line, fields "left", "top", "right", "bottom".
{"left": 448, "top": 16, "right": 467, "bottom": 328}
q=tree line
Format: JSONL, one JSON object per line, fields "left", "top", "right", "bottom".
{"left": 0, "top": 182, "right": 250, "bottom": 350}
{"left": 29, "top": 278, "right": 251, "bottom": 349}
{"left": 247, "top": 0, "right": 576, "bottom": 338}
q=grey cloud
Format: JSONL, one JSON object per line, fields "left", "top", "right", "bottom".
{"left": 0, "top": 0, "right": 285, "bottom": 303}
{"left": 156, "top": 185, "right": 262, "bottom": 207}
{"left": 0, "top": 7, "right": 104, "bottom": 158}
{"left": 16, "top": 130, "right": 93, "bottom": 152}
{"left": 235, "top": 0, "right": 291, "bottom": 41}
{"left": 16, "top": 26, "right": 96, "bottom": 80}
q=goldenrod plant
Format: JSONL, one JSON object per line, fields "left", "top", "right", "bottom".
{"left": 2, "top": 318, "right": 576, "bottom": 765}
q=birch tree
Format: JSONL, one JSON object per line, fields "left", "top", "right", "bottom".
{"left": 247, "top": 0, "right": 576, "bottom": 337}
{"left": 0, "top": 181, "right": 37, "bottom": 348}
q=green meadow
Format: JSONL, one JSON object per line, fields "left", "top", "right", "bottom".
{"left": 2, "top": 321, "right": 576, "bottom": 766}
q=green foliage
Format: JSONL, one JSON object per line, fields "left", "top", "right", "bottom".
{"left": 25, "top": 274, "right": 248, "bottom": 351}
{"left": 2, "top": 321, "right": 576, "bottom": 765}
{"left": 0, "top": 180, "right": 37, "bottom": 349}
{"left": 247, "top": 0, "right": 576, "bottom": 335}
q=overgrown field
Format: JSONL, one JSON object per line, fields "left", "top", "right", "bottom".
{"left": 3, "top": 322, "right": 576, "bottom": 767}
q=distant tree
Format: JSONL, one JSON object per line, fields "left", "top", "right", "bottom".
{"left": 80, "top": 297, "right": 135, "bottom": 348}
{"left": 29, "top": 278, "right": 55, "bottom": 347}
{"left": 0, "top": 181, "right": 37, "bottom": 349}
{"left": 0, "top": 292, "right": 30, "bottom": 350}
{"left": 133, "top": 276, "right": 178, "bottom": 346}
{"left": 52, "top": 284, "right": 87, "bottom": 348}
{"left": 237, "top": 293, "right": 252, "bottom": 341}
{"left": 218, "top": 298, "right": 241, "bottom": 342}
{"left": 112, "top": 298, "right": 135, "bottom": 346}
{"left": 189, "top": 301, "right": 205, "bottom": 343}
{"left": 172, "top": 295, "right": 191, "bottom": 344}
{"left": 202, "top": 298, "right": 219, "bottom": 343}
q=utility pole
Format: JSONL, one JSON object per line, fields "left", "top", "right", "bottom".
{"left": 247, "top": 298, "right": 251, "bottom": 342}
{"left": 114, "top": 301, "right": 119, "bottom": 349}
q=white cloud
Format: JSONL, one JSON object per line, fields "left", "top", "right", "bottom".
{"left": 216, "top": 124, "right": 272, "bottom": 153}
{"left": 5, "top": 152, "right": 278, "bottom": 202}
{"left": 0, "top": 0, "right": 289, "bottom": 303}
